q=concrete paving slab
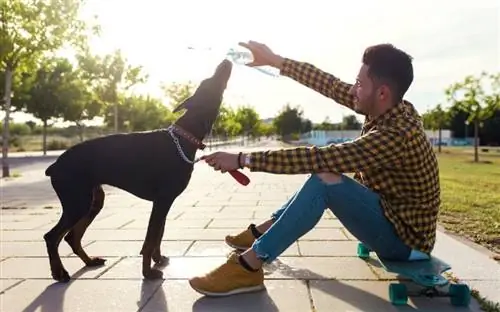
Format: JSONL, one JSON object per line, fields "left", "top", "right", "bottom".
{"left": 185, "top": 241, "right": 300, "bottom": 257}
{"left": 0, "top": 279, "right": 23, "bottom": 293}
{"left": 0, "top": 257, "right": 122, "bottom": 279}
{"left": 176, "top": 211, "right": 255, "bottom": 220}
{"left": 99, "top": 256, "right": 228, "bottom": 279}
{"left": 299, "top": 228, "right": 348, "bottom": 241}
{"left": 0, "top": 241, "right": 86, "bottom": 257}
{"left": 263, "top": 257, "right": 378, "bottom": 280}
{"left": 0, "top": 279, "right": 163, "bottom": 312}
{"left": 310, "top": 280, "right": 482, "bottom": 312}
{"left": 298, "top": 241, "right": 360, "bottom": 256}
{"left": 142, "top": 280, "right": 312, "bottom": 312}
{"left": 0, "top": 220, "right": 54, "bottom": 230}
{"left": 84, "top": 241, "right": 193, "bottom": 257}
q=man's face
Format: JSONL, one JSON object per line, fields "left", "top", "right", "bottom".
{"left": 349, "top": 64, "right": 377, "bottom": 115}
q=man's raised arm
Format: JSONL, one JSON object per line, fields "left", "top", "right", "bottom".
{"left": 278, "top": 58, "right": 357, "bottom": 110}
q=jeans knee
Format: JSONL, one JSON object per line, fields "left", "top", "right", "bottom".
{"left": 314, "top": 172, "right": 343, "bottom": 185}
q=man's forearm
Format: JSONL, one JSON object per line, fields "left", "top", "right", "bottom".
{"left": 277, "top": 58, "right": 356, "bottom": 110}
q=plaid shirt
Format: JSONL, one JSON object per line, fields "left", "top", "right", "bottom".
{"left": 247, "top": 58, "right": 441, "bottom": 254}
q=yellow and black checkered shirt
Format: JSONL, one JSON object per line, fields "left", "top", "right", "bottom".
{"left": 247, "top": 58, "right": 441, "bottom": 254}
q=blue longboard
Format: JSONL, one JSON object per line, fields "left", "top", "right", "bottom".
{"left": 356, "top": 242, "right": 471, "bottom": 306}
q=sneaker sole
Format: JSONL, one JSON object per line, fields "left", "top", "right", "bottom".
{"left": 190, "top": 283, "right": 266, "bottom": 297}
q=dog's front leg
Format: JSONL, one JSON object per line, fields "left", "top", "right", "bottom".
{"left": 152, "top": 217, "right": 169, "bottom": 266}
{"left": 140, "top": 197, "right": 173, "bottom": 280}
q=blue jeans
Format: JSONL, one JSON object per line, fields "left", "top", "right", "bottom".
{"left": 252, "top": 174, "right": 415, "bottom": 262}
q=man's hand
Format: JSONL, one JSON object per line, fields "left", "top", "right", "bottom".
{"left": 239, "top": 40, "right": 285, "bottom": 69}
{"left": 201, "top": 152, "right": 241, "bottom": 173}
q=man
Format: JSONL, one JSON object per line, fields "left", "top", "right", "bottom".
{"left": 189, "top": 40, "right": 440, "bottom": 297}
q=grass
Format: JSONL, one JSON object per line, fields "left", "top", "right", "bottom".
{"left": 436, "top": 147, "right": 500, "bottom": 254}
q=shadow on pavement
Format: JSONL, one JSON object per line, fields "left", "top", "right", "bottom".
{"left": 191, "top": 291, "right": 278, "bottom": 312}
{"left": 20, "top": 266, "right": 102, "bottom": 312}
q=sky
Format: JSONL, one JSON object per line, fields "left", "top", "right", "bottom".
{"left": 6, "top": 0, "right": 500, "bottom": 125}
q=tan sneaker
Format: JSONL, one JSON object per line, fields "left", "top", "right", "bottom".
{"left": 189, "top": 252, "right": 265, "bottom": 297}
{"left": 225, "top": 224, "right": 261, "bottom": 250}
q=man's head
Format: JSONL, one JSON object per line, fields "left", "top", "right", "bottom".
{"left": 172, "top": 59, "right": 233, "bottom": 139}
{"left": 349, "top": 44, "right": 414, "bottom": 117}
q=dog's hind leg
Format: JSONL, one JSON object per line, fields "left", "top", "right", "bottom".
{"left": 64, "top": 185, "right": 106, "bottom": 267}
{"left": 44, "top": 177, "right": 94, "bottom": 283}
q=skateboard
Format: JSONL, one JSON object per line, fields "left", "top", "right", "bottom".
{"left": 356, "top": 242, "right": 471, "bottom": 306}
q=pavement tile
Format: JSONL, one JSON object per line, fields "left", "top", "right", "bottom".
{"left": 185, "top": 241, "right": 300, "bottom": 257}
{"left": 206, "top": 218, "right": 257, "bottom": 228}
{"left": 176, "top": 211, "right": 254, "bottom": 220}
{"left": 299, "top": 228, "right": 348, "bottom": 241}
{"left": 84, "top": 240, "right": 193, "bottom": 257}
{"left": 298, "top": 241, "right": 360, "bottom": 256}
{"left": 99, "top": 256, "right": 227, "bottom": 279}
{"left": 0, "top": 279, "right": 163, "bottom": 312}
{"left": 0, "top": 257, "right": 121, "bottom": 279}
{"left": 0, "top": 220, "right": 54, "bottom": 230}
{"left": 121, "top": 219, "right": 211, "bottom": 229}
{"left": 142, "top": 280, "right": 312, "bottom": 312}
{"left": 0, "top": 279, "right": 23, "bottom": 293}
{"left": 0, "top": 241, "right": 89, "bottom": 257}
{"left": 310, "top": 280, "right": 482, "bottom": 311}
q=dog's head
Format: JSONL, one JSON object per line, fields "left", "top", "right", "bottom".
{"left": 172, "top": 59, "right": 233, "bottom": 140}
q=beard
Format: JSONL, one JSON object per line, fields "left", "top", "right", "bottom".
{"left": 353, "top": 92, "right": 377, "bottom": 116}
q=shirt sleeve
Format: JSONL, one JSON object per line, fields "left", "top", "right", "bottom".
{"left": 280, "top": 58, "right": 357, "bottom": 110}
{"left": 247, "top": 128, "right": 408, "bottom": 174}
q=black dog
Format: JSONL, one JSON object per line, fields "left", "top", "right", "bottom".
{"left": 43, "top": 59, "right": 233, "bottom": 282}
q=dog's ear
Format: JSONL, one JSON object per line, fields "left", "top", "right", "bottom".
{"left": 172, "top": 98, "right": 195, "bottom": 113}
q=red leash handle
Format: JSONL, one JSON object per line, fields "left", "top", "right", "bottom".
{"left": 229, "top": 170, "right": 250, "bottom": 186}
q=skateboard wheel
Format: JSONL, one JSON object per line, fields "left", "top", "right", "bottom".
{"left": 449, "top": 284, "right": 471, "bottom": 307}
{"left": 356, "top": 242, "right": 371, "bottom": 259}
{"left": 389, "top": 283, "right": 408, "bottom": 305}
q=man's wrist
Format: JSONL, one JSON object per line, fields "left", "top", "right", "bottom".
{"left": 238, "top": 153, "right": 251, "bottom": 168}
{"left": 271, "top": 55, "right": 285, "bottom": 70}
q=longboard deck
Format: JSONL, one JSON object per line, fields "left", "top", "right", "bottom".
{"left": 378, "top": 256, "right": 451, "bottom": 287}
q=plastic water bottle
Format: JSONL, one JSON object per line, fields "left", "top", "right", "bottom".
{"left": 225, "top": 47, "right": 280, "bottom": 77}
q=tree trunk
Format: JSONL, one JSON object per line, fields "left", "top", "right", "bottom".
{"left": 42, "top": 119, "right": 48, "bottom": 155}
{"left": 2, "top": 68, "right": 13, "bottom": 178}
{"left": 438, "top": 127, "right": 442, "bottom": 153}
{"left": 474, "top": 119, "right": 479, "bottom": 162}
{"left": 77, "top": 122, "right": 84, "bottom": 142}
{"left": 114, "top": 102, "right": 118, "bottom": 133}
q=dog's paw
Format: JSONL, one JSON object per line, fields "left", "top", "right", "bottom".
{"left": 153, "top": 255, "right": 169, "bottom": 267}
{"left": 143, "top": 268, "right": 164, "bottom": 280}
{"left": 52, "top": 268, "right": 71, "bottom": 283}
{"left": 86, "top": 257, "right": 106, "bottom": 267}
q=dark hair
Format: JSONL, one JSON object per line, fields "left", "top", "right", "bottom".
{"left": 362, "top": 44, "right": 414, "bottom": 102}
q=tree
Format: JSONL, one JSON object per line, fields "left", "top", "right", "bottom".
{"left": 234, "top": 106, "right": 261, "bottom": 138}
{"left": 23, "top": 57, "right": 74, "bottom": 154}
{"left": 341, "top": 115, "right": 362, "bottom": 130}
{"left": 446, "top": 72, "right": 500, "bottom": 162}
{"left": 273, "top": 103, "right": 304, "bottom": 138}
{"left": 162, "top": 81, "right": 195, "bottom": 111}
{"left": 121, "top": 95, "right": 173, "bottom": 131}
{"left": 59, "top": 66, "right": 103, "bottom": 142}
{"left": 77, "top": 49, "right": 147, "bottom": 132}
{"left": 422, "top": 103, "right": 450, "bottom": 153}
{"left": 0, "top": 0, "right": 93, "bottom": 177}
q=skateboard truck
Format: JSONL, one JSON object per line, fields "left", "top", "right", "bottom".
{"left": 356, "top": 242, "right": 471, "bottom": 307}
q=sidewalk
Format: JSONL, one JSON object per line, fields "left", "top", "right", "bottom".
{"left": 0, "top": 146, "right": 498, "bottom": 311}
